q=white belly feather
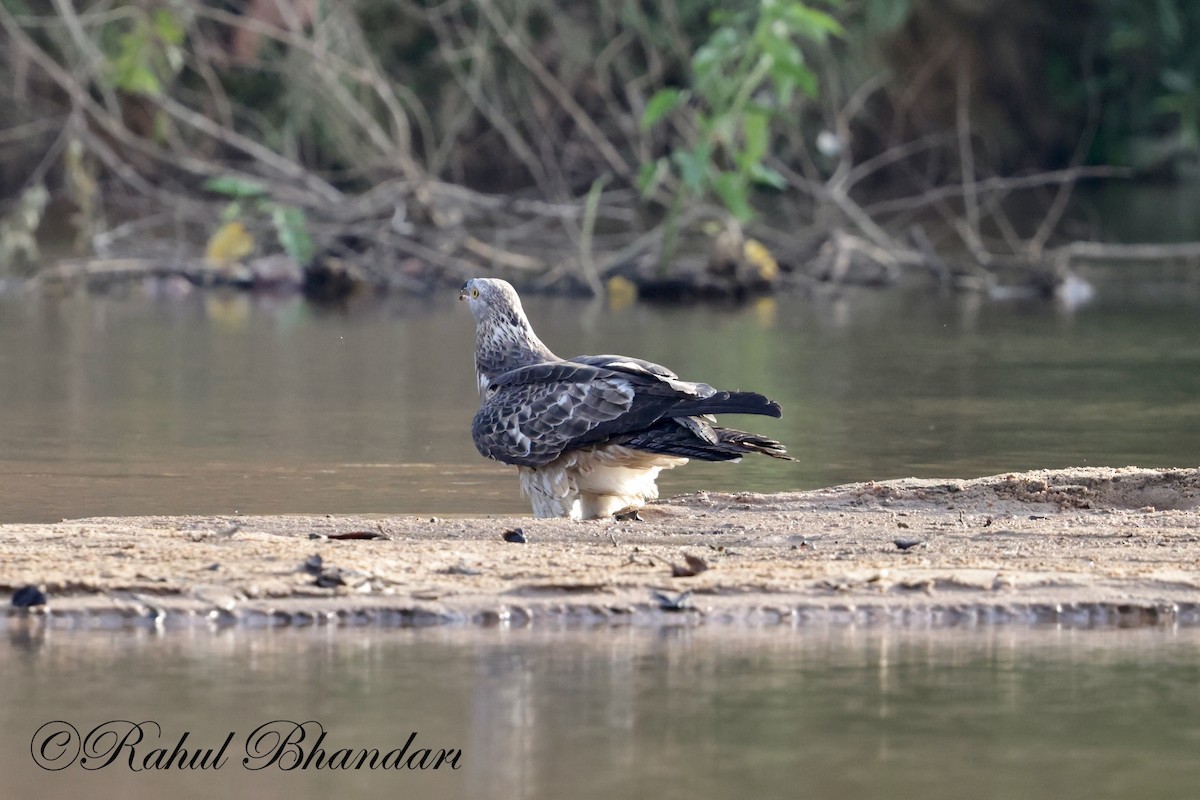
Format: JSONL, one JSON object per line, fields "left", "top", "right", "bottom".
{"left": 518, "top": 446, "right": 687, "bottom": 520}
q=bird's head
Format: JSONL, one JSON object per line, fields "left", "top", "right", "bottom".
{"left": 459, "top": 278, "right": 525, "bottom": 325}
{"left": 460, "top": 277, "right": 557, "bottom": 370}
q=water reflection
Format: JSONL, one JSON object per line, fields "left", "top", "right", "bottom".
{"left": 3, "top": 625, "right": 1199, "bottom": 799}
{"left": 0, "top": 283, "right": 1198, "bottom": 522}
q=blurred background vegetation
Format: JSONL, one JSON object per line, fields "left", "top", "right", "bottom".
{"left": 1, "top": 0, "right": 1199, "bottom": 297}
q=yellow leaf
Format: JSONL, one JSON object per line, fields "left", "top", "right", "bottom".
{"left": 743, "top": 238, "right": 779, "bottom": 281}
{"left": 606, "top": 275, "right": 638, "bottom": 311}
{"left": 206, "top": 221, "right": 254, "bottom": 264}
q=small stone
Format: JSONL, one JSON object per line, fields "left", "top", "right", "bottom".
{"left": 502, "top": 528, "right": 527, "bottom": 544}
{"left": 315, "top": 569, "right": 346, "bottom": 589}
{"left": 652, "top": 590, "right": 693, "bottom": 611}
{"left": 191, "top": 584, "right": 241, "bottom": 612}
{"left": 11, "top": 585, "right": 46, "bottom": 608}
{"left": 672, "top": 554, "right": 709, "bottom": 577}
{"left": 893, "top": 538, "right": 925, "bottom": 551}
{"left": 442, "top": 564, "right": 482, "bottom": 576}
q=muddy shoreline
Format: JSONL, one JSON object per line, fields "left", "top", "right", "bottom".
{"left": 4, "top": 467, "right": 1199, "bottom": 631}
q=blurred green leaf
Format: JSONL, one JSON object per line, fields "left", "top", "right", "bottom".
{"left": 780, "top": 5, "right": 844, "bottom": 40}
{"left": 636, "top": 0, "right": 842, "bottom": 220}
{"left": 642, "top": 89, "right": 685, "bottom": 129}
{"left": 672, "top": 147, "right": 711, "bottom": 193}
{"left": 637, "top": 158, "right": 670, "bottom": 196}
{"left": 710, "top": 172, "right": 753, "bottom": 221}
{"left": 749, "top": 163, "right": 788, "bottom": 189}
{"left": 864, "top": 0, "right": 911, "bottom": 33}
{"left": 271, "top": 205, "right": 314, "bottom": 264}
{"left": 152, "top": 8, "right": 184, "bottom": 45}
{"left": 101, "top": 9, "right": 185, "bottom": 97}
{"left": 220, "top": 201, "right": 244, "bottom": 222}
{"left": 205, "top": 176, "right": 269, "bottom": 199}
{"left": 113, "top": 63, "right": 160, "bottom": 95}
{"left": 740, "top": 110, "right": 770, "bottom": 171}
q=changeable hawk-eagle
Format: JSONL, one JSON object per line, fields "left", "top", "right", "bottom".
{"left": 461, "top": 278, "right": 792, "bottom": 519}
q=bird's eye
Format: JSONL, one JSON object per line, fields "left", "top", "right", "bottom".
{"left": 471, "top": 288, "right": 479, "bottom": 298}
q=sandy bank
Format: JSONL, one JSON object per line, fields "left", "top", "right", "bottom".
{"left": 3, "top": 467, "right": 1199, "bottom": 630}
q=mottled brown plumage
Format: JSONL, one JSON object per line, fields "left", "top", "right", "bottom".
{"left": 460, "top": 278, "right": 792, "bottom": 519}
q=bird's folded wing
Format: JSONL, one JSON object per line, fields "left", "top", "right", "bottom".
{"left": 472, "top": 364, "right": 686, "bottom": 470}
{"left": 484, "top": 360, "right": 609, "bottom": 388}
{"left": 567, "top": 354, "right": 679, "bottom": 379}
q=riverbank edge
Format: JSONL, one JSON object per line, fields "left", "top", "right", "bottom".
{"left": 4, "top": 466, "right": 1199, "bottom": 631}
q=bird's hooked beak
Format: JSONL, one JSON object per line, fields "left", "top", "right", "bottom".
{"left": 458, "top": 284, "right": 469, "bottom": 302}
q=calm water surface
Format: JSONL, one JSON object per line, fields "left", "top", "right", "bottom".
{"left": 3, "top": 625, "right": 1199, "bottom": 799}
{"left": 3, "top": 279, "right": 1200, "bottom": 797}
{"left": 0, "top": 280, "right": 1197, "bottom": 522}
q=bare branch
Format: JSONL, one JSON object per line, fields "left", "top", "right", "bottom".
{"left": 474, "top": 1, "right": 633, "bottom": 179}
{"left": 863, "top": 167, "right": 1123, "bottom": 217}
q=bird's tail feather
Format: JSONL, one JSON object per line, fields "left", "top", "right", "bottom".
{"left": 624, "top": 420, "right": 795, "bottom": 462}
{"left": 713, "top": 428, "right": 794, "bottom": 461}
{"left": 674, "top": 391, "right": 782, "bottom": 419}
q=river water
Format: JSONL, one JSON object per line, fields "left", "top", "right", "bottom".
{"left": 0, "top": 279, "right": 1198, "bottom": 522}
{"left": 3, "top": 277, "right": 1200, "bottom": 798}
{"left": 4, "top": 625, "right": 1199, "bottom": 799}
